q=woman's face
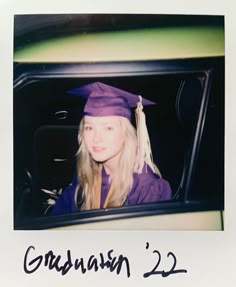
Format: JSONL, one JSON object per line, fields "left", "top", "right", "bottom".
{"left": 83, "top": 116, "right": 125, "bottom": 171}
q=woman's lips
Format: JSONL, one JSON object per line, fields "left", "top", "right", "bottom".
{"left": 92, "top": 146, "right": 106, "bottom": 152}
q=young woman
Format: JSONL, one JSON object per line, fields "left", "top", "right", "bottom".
{"left": 49, "top": 82, "right": 172, "bottom": 215}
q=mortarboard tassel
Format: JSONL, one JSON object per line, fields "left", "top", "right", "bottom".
{"left": 135, "top": 96, "right": 161, "bottom": 177}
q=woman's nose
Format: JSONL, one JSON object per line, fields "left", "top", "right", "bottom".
{"left": 93, "top": 129, "right": 102, "bottom": 143}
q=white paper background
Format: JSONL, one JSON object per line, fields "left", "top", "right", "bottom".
{"left": 0, "top": 0, "right": 235, "bottom": 286}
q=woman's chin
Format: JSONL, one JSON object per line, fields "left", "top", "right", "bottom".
{"left": 90, "top": 153, "right": 108, "bottom": 163}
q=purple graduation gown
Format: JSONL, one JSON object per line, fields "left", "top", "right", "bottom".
{"left": 49, "top": 166, "right": 172, "bottom": 215}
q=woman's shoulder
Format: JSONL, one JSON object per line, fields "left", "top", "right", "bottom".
{"left": 127, "top": 164, "right": 172, "bottom": 205}
{"left": 48, "top": 175, "right": 78, "bottom": 215}
{"left": 135, "top": 166, "right": 171, "bottom": 190}
{"left": 134, "top": 164, "right": 161, "bottom": 181}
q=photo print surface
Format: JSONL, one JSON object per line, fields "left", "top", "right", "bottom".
{"left": 13, "top": 14, "right": 224, "bottom": 230}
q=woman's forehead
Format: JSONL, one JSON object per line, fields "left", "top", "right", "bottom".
{"left": 84, "top": 115, "right": 122, "bottom": 124}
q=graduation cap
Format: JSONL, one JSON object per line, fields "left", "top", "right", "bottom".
{"left": 67, "top": 81, "right": 155, "bottom": 119}
{"left": 68, "top": 82, "right": 159, "bottom": 175}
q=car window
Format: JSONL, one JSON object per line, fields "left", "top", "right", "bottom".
{"left": 14, "top": 57, "right": 224, "bottom": 229}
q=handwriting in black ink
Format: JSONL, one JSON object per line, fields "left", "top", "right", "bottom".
{"left": 24, "top": 245, "right": 130, "bottom": 278}
{"left": 143, "top": 242, "right": 187, "bottom": 278}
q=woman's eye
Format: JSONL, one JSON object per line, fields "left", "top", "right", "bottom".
{"left": 105, "top": 126, "right": 113, "bottom": 131}
{"left": 84, "top": 126, "right": 93, "bottom": 131}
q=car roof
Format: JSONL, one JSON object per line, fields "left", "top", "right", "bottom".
{"left": 14, "top": 24, "right": 224, "bottom": 62}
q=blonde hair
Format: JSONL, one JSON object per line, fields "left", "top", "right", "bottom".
{"left": 75, "top": 116, "right": 160, "bottom": 210}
